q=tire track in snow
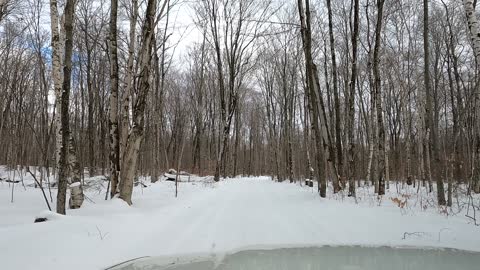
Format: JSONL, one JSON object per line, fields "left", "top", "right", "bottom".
{"left": 126, "top": 183, "right": 222, "bottom": 255}
{"left": 165, "top": 182, "right": 237, "bottom": 254}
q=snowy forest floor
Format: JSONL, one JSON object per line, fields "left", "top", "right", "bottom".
{"left": 1, "top": 167, "right": 480, "bottom": 270}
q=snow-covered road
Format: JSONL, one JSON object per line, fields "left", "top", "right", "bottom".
{"left": 1, "top": 177, "right": 479, "bottom": 270}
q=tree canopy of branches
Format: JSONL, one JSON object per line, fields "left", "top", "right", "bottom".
{"left": 1, "top": 0, "right": 480, "bottom": 208}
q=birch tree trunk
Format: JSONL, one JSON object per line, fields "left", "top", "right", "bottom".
{"left": 51, "top": 0, "right": 75, "bottom": 214}
{"left": 108, "top": 0, "right": 120, "bottom": 198}
{"left": 49, "top": 0, "right": 63, "bottom": 178}
{"left": 366, "top": 53, "right": 377, "bottom": 188}
{"left": 68, "top": 136, "right": 84, "bottom": 209}
{"left": 373, "top": 0, "right": 386, "bottom": 196}
{"left": 464, "top": 0, "right": 480, "bottom": 59}
{"left": 463, "top": 0, "right": 480, "bottom": 193}
{"left": 365, "top": 1, "right": 376, "bottom": 188}
{"left": 120, "top": 0, "right": 138, "bottom": 172}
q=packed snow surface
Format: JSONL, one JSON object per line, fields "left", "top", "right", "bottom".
{"left": 1, "top": 176, "right": 479, "bottom": 270}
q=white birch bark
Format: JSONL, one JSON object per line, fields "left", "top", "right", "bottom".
{"left": 68, "top": 136, "right": 84, "bottom": 209}
{"left": 464, "top": 0, "right": 480, "bottom": 59}
{"left": 463, "top": 0, "right": 480, "bottom": 193}
{"left": 108, "top": 0, "right": 120, "bottom": 198}
{"left": 49, "top": 0, "right": 63, "bottom": 173}
{"left": 50, "top": 0, "right": 84, "bottom": 211}
{"left": 121, "top": 0, "right": 138, "bottom": 156}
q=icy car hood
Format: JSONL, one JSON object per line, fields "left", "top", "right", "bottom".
{"left": 108, "top": 245, "right": 480, "bottom": 270}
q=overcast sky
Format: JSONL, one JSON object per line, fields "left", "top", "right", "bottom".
{"left": 160, "top": 0, "right": 202, "bottom": 68}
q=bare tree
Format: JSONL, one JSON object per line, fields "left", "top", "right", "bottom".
{"left": 118, "top": 0, "right": 168, "bottom": 205}
{"left": 325, "top": 0, "right": 342, "bottom": 192}
{"left": 298, "top": 0, "right": 327, "bottom": 197}
{"left": 424, "top": 0, "right": 446, "bottom": 204}
{"left": 49, "top": 0, "right": 76, "bottom": 214}
{"left": 196, "top": 0, "right": 269, "bottom": 182}
{"left": 373, "top": 0, "right": 386, "bottom": 195}
{"left": 108, "top": 0, "right": 120, "bottom": 198}
{"left": 347, "top": 0, "right": 360, "bottom": 197}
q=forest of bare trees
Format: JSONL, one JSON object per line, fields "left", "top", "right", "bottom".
{"left": 1, "top": 0, "right": 480, "bottom": 211}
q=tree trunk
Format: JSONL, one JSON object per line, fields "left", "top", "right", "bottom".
{"left": 49, "top": 0, "right": 63, "bottom": 187}
{"left": 366, "top": 53, "right": 376, "bottom": 188}
{"left": 373, "top": 0, "right": 386, "bottom": 196}
{"left": 120, "top": 0, "right": 138, "bottom": 173}
{"left": 425, "top": 0, "right": 446, "bottom": 205}
{"left": 347, "top": 0, "right": 360, "bottom": 197}
{"left": 86, "top": 39, "right": 95, "bottom": 177}
{"left": 326, "top": 0, "right": 342, "bottom": 192}
{"left": 119, "top": 0, "right": 158, "bottom": 205}
{"left": 55, "top": 0, "right": 75, "bottom": 215}
{"left": 68, "top": 135, "right": 84, "bottom": 209}
{"left": 211, "top": 0, "right": 229, "bottom": 182}
{"left": 108, "top": 0, "right": 120, "bottom": 198}
{"left": 298, "top": 0, "right": 327, "bottom": 197}
{"left": 463, "top": 0, "right": 480, "bottom": 194}
{"left": 233, "top": 106, "right": 241, "bottom": 177}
